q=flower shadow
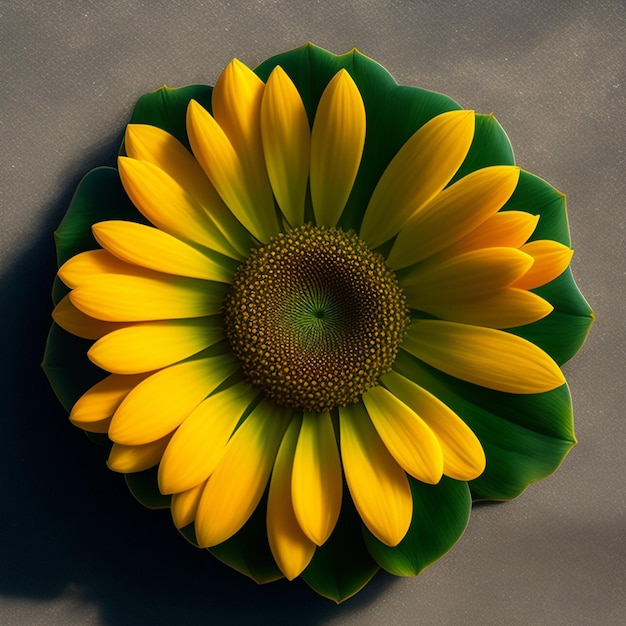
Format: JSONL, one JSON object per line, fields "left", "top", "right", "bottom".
{"left": 0, "top": 144, "right": 393, "bottom": 625}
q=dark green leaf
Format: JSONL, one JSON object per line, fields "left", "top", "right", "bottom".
{"left": 54, "top": 166, "right": 147, "bottom": 266}
{"left": 364, "top": 477, "right": 471, "bottom": 576}
{"left": 125, "top": 466, "right": 171, "bottom": 509}
{"left": 301, "top": 489, "right": 379, "bottom": 603}
{"left": 502, "top": 169, "right": 570, "bottom": 245}
{"left": 495, "top": 171, "right": 594, "bottom": 362}
{"left": 51, "top": 276, "right": 70, "bottom": 306}
{"left": 510, "top": 270, "right": 594, "bottom": 365}
{"left": 452, "top": 113, "right": 515, "bottom": 183}
{"left": 128, "top": 84, "right": 213, "bottom": 149}
{"left": 394, "top": 352, "right": 576, "bottom": 501}
{"left": 42, "top": 323, "right": 104, "bottom": 412}
{"left": 341, "top": 84, "right": 461, "bottom": 233}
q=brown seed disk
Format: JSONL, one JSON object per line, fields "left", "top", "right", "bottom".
{"left": 223, "top": 224, "right": 410, "bottom": 413}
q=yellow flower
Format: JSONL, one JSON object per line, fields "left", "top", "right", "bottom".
{"left": 46, "top": 46, "right": 588, "bottom": 600}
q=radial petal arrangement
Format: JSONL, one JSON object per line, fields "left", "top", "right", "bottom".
{"left": 43, "top": 44, "right": 593, "bottom": 602}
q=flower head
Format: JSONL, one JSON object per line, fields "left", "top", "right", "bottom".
{"left": 44, "top": 44, "right": 593, "bottom": 602}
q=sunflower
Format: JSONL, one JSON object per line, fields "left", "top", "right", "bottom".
{"left": 43, "top": 44, "right": 593, "bottom": 602}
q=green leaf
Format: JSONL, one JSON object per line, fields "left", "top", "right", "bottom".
{"left": 51, "top": 276, "right": 70, "bottom": 306}
{"left": 54, "top": 166, "right": 147, "bottom": 266}
{"left": 125, "top": 466, "right": 171, "bottom": 509}
{"left": 341, "top": 84, "right": 461, "bottom": 233}
{"left": 452, "top": 113, "right": 515, "bottom": 183}
{"left": 208, "top": 491, "right": 284, "bottom": 584}
{"left": 503, "top": 169, "right": 570, "bottom": 245}
{"left": 363, "top": 477, "right": 471, "bottom": 576}
{"left": 301, "top": 489, "right": 379, "bottom": 603}
{"left": 493, "top": 170, "right": 594, "bottom": 362}
{"left": 510, "top": 269, "right": 594, "bottom": 365}
{"left": 128, "top": 84, "right": 214, "bottom": 150}
{"left": 84, "top": 431, "right": 112, "bottom": 447}
{"left": 42, "top": 323, "right": 104, "bottom": 412}
{"left": 254, "top": 43, "right": 397, "bottom": 123}
{"left": 394, "top": 351, "right": 576, "bottom": 501}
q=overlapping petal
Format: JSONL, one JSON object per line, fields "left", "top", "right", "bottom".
{"left": 187, "top": 99, "right": 280, "bottom": 244}
{"left": 387, "top": 166, "right": 520, "bottom": 269}
{"left": 433, "top": 211, "right": 540, "bottom": 260}
{"left": 171, "top": 481, "right": 205, "bottom": 529}
{"left": 339, "top": 402, "right": 413, "bottom": 546}
{"left": 406, "top": 287, "right": 553, "bottom": 329}
{"left": 118, "top": 156, "right": 243, "bottom": 258}
{"left": 362, "top": 386, "right": 443, "bottom": 484}
{"left": 69, "top": 372, "right": 151, "bottom": 430}
{"left": 381, "top": 372, "right": 485, "bottom": 480}
{"left": 267, "top": 416, "right": 316, "bottom": 579}
{"left": 360, "top": 110, "right": 475, "bottom": 248}
{"left": 52, "top": 294, "right": 125, "bottom": 340}
{"left": 194, "top": 400, "right": 292, "bottom": 547}
{"left": 157, "top": 382, "right": 258, "bottom": 494}
{"left": 399, "top": 247, "right": 535, "bottom": 301}
{"left": 60, "top": 249, "right": 228, "bottom": 322}
{"left": 108, "top": 353, "right": 239, "bottom": 445}
{"left": 92, "top": 220, "right": 235, "bottom": 283}
{"left": 512, "top": 240, "right": 574, "bottom": 289}
{"left": 107, "top": 434, "right": 172, "bottom": 473}
{"left": 124, "top": 123, "right": 253, "bottom": 258}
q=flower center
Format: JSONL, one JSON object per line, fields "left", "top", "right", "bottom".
{"left": 223, "top": 224, "right": 410, "bottom": 413}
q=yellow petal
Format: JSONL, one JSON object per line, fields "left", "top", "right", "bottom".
{"left": 435, "top": 211, "right": 540, "bottom": 260}
{"left": 362, "top": 386, "right": 443, "bottom": 484}
{"left": 403, "top": 320, "right": 566, "bottom": 393}
{"left": 58, "top": 249, "right": 134, "bottom": 290}
{"left": 381, "top": 372, "right": 485, "bottom": 480}
{"left": 210, "top": 60, "right": 278, "bottom": 239}
{"left": 267, "top": 416, "right": 316, "bottom": 580}
{"left": 74, "top": 417, "right": 111, "bottom": 434}
{"left": 108, "top": 353, "right": 239, "bottom": 445}
{"left": 69, "top": 373, "right": 150, "bottom": 427}
{"left": 52, "top": 294, "right": 125, "bottom": 340}
{"left": 187, "top": 101, "right": 279, "bottom": 244}
{"left": 310, "top": 70, "right": 366, "bottom": 226}
{"left": 171, "top": 481, "right": 206, "bottom": 528}
{"left": 118, "top": 156, "right": 241, "bottom": 258}
{"left": 124, "top": 123, "right": 252, "bottom": 258}
{"left": 212, "top": 59, "right": 266, "bottom": 164}
{"left": 339, "top": 402, "right": 412, "bottom": 546}
{"left": 107, "top": 434, "right": 172, "bottom": 473}
{"left": 360, "top": 109, "right": 475, "bottom": 248}
{"left": 291, "top": 412, "right": 342, "bottom": 546}
{"left": 93, "top": 220, "right": 235, "bottom": 283}
{"left": 124, "top": 123, "right": 215, "bottom": 199}
{"left": 512, "top": 240, "right": 574, "bottom": 289}
{"left": 400, "top": 247, "right": 534, "bottom": 301}
{"left": 194, "top": 401, "right": 292, "bottom": 547}
{"left": 406, "top": 287, "right": 553, "bottom": 329}
{"left": 387, "top": 166, "right": 520, "bottom": 269}
{"left": 158, "top": 382, "right": 258, "bottom": 494}
{"left": 261, "top": 66, "right": 310, "bottom": 227}
{"left": 70, "top": 272, "right": 227, "bottom": 322}
{"left": 88, "top": 317, "right": 223, "bottom": 375}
